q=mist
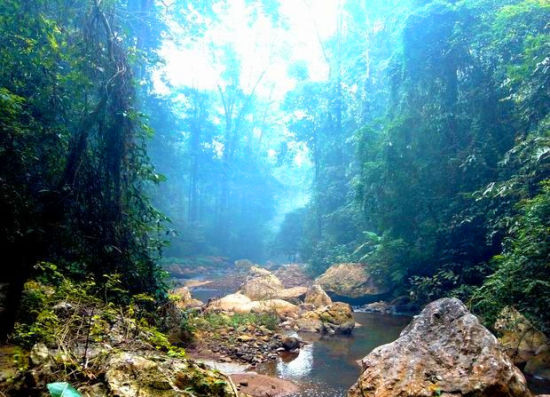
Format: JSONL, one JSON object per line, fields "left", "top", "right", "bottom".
{"left": 1, "top": 0, "right": 548, "bottom": 395}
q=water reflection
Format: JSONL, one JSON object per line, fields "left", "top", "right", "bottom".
{"left": 257, "top": 312, "right": 411, "bottom": 396}
{"left": 277, "top": 344, "right": 314, "bottom": 378}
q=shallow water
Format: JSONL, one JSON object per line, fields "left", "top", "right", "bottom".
{"left": 256, "top": 312, "right": 411, "bottom": 396}
{"left": 186, "top": 278, "right": 550, "bottom": 396}
{"left": 191, "top": 286, "right": 234, "bottom": 302}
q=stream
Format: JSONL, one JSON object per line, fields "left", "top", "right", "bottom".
{"left": 187, "top": 279, "right": 550, "bottom": 396}
{"left": 190, "top": 281, "right": 410, "bottom": 396}
{"left": 257, "top": 311, "right": 410, "bottom": 396}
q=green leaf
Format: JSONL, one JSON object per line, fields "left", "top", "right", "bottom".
{"left": 47, "top": 382, "right": 81, "bottom": 397}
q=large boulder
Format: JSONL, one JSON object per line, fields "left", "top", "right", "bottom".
{"left": 348, "top": 298, "right": 532, "bottom": 397}
{"left": 239, "top": 266, "right": 308, "bottom": 302}
{"left": 206, "top": 292, "right": 253, "bottom": 313}
{"left": 240, "top": 266, "right": 284, "bottom": 300}
{"left": 360, "top": 300, "right": 393, "bottom": 314}
{"left": 282, "top": 335, "right": 302, "bottom": 351}
{"left": 317, "top": 302, "right": 355, "bottom": 335}
{"left": 316, "top": 263, "right": 387, "bottom": 299}
{"left": 295, "top": 311, "right": 324, "bottom": 333}
{"left": 494, "top": 307, "right": 550, "bottom": 382}
{"left": 304, "top": 284, "right": 332, "bottom": 308}
{"left": 206, "top": 293, "right": 299, "bottom": 319}
{"left": 524, "top": 349, "right": 550, "bottom": 381}
{"left": 295, "top": 302, "right": 355, "bottom": 335}
{"left": 105, "top": 352, "right": 234, "bottom": 396}
{"left": 249, "top": 299, "right": 300, "bottom": 319}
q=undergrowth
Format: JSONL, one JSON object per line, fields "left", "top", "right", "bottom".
{"left": 11, "top": 262, "right": 185, "bottom": 357}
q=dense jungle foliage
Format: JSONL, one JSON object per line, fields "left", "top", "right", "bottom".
{"left": 0, "top": 0, "right": 169, "bottom": 335}
{"left": 274, "top": 0, "right": 550, "bottom": 330}
{"left": 0, "top": 0, "right": 549, "bottom": 338}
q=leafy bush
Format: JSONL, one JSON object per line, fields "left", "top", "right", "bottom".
{"left": 472, "top": 180, "right": 550, "bottom": 332}
{"left": 11, "top": 264, "right": 184, "bottom": 358}
{"left": 354, "top": 232, "right": 410, "bottom": 289}
{"left": 304, "top": 241, "right": 355, "bottom": 276}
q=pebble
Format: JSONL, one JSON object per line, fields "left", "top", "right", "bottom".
{"left": 198, "top": 324, "right": 284, "bottom": 365}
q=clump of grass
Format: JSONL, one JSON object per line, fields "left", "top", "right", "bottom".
{"left": 193, "top": 312, "right": 278, "bottom": 331}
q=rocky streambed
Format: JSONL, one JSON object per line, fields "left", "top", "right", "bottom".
{"left": 5, "top": 262, "right": 549, "bottom": 396}
{"left": 175, "top": 262, "right": 550, "bottom": 397}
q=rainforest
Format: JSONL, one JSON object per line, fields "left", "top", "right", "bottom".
{"left": 0, "top": 1, "right": 549, "bottom": 396}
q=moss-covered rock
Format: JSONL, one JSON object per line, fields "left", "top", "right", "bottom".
{"left": 294, "top": 302, "right": 354, "bottom": 335}
{"left": 1, "top": 277, "right": 240, "bottom": 397}
{"left": 240, "top": 266, "right": 284, "bottom": 300}
{"left": 105, "top": 351, "right": 234, "bottom": 396}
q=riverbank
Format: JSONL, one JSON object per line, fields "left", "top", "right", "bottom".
{"left": 4, "top": 261, "right": 549, "bottom": 396}
{"left": 181, "top": 311, "right": 409, "bottom": 396}
{"left": 179, "top": 262, "right": 550, "bottom": 396}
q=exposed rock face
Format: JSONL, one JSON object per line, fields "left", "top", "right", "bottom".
{"left": 389, "top": 295, "right": 419, "bottom": 314}
{"left": 316, "top": 263, "right": 387, "bottom": 299}
{"left": 52, "top": 301, "right": 74, "bottom": 316}
{"left": 494, "top": 307, "right": 550, "bottom": 382}
{"left": 30, "top": 343, "right": 49, "bottom": 366}
{"left": 105, "top": 352, "right": 234, "bottom": 396}
{"left": 172, "top": 286, "right": 203, "bottom": 309}
{"left": 190, "top": 322, "right": 283, "bottom": 365}
{"left": 239, "top": 266, "right": 309, "bottom": 303}
{"left": 318, "top": 302, "right": 355, "bottom": 335}
{"left": 304, "top": 284, "right": 332, "bottom": 308}
{"left": 1, "top": 345, "right": 236, "bottom": 396}
{"left": 295, "top": 311, "right": 324, "bottom": 333}
{"left": 240, "top": 266, "right": 284, "bottom": 300}
{"left": 348, "top": 298, "right": 532, "bottom": 397}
